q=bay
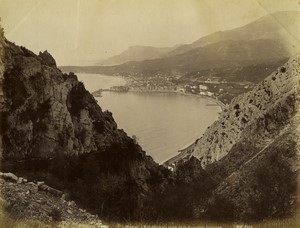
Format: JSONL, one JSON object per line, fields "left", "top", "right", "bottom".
{"left": 77, "top": 73, "right": 221, "bottom": 163}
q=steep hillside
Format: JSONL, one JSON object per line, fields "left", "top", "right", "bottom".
{"left": 135, "top": 38, "right": 291, "bottom": 73}
{"left": 0, "top": 34, "right": 168, "bottom": 222}
{"left": 159, "top": 123, "right": 299, "bottom": 223}
{"left": 208, "top": 128, "right": 299, "bottom": 222}
{"left": 2, "top": 43, "right": 129, "bottom": 160}
{"left": 182, "top": 53, "right": 300, "bottom": 167}
{"left": 181, "top": 58, "right": 288, "bottom": 83}
{"left": 163, "top": 53, "right": 299, "bottom": 168}
{"left": 162, "top": 54, "right": 300, "bottom": 223}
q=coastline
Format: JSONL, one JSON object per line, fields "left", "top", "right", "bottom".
{"left": 98, "top": 89, "right": 225, "bottom": 111}
{"left": 100, "top": 89, "right": 223, "bottom": 167}
{"left": 92, "top": 84, "right": 224, "bottom": 167}
{"left": 83, "top": 73, "right": 225, "bottom": 111}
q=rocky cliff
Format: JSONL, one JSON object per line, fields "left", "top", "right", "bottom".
{"left": 160, "top": 54, "right": 300, "bottom": 223}
{"left": 2, "top": 42, "right": 122, "bottom": 159}
{"left": 189, "top": 53, "right": 300, "bottom": 167}
{"left": 158, "top": 52, "right": 300, "bottom": 223}
{"left": 208, "top": 127, "right": 300, "bottom": 222}
{"left": 0, "top": 30, "right": 168, "bottom": 222}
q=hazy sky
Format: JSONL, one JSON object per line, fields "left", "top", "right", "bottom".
{"left": 0, "top": 0, "right": 300, "bottom": 65}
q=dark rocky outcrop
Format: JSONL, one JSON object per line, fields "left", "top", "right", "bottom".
{"left": 38, "top": 50, "right": 57, "bottom": 68}
{"left": 0, "top": 30, "right": 168, "bottom": 222}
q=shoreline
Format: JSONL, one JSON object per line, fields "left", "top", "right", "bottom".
{"left": 100, "top": 89, "right": 223, "bottom": 167}
{"left": 99, "top": 89, "right": 225, "bottom": 111}
{"left": 81, "top": 73, "right": 226, "bottom": 110}
{"left": 91, "top": 83, "right": 224, "bottom": 167}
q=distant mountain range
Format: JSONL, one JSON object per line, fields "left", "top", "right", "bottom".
{"left": 97, "top": 45, "right": 178, "bottom": 66}
{"left": 61, "top": 11, "right": 300, "bottom": 83}
{"left": 98, "top": 11, "right": 300, "bottom": 66}
{"left": 163, "top": 10, "right": 300, "bottom": 57}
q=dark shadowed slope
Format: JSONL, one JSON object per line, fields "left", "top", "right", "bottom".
{"left": 162, "top": 54, "right": 300, "bottom": 223}
{"left": 0, "top": 32, "right": 169, "bottom": 222}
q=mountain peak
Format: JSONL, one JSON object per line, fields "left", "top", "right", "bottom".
{"left": 38, "top": 50, "right": 57, "bottom": 67}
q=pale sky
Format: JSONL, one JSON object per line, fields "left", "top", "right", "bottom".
{"left": 0, "top": 0, "right": 300, "bottom": 65}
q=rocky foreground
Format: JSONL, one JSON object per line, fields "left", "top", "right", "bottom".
{"left": 0, "top": 172, "right": 107, "bottom": 227}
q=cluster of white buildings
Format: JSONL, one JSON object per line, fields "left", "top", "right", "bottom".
{"left": 198, "top": 84, "right": 214, "bottom": 96}
{"left": 176, "top": 83, "right": 215, "bottom": 97}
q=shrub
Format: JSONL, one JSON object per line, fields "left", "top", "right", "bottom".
{"left": 67, "top": 83, "right": 87, "bottom": 117}
{"left": 280, "top": 67, "right": 286, "bottom": 73}
{"left": 49, "top": 208, "right": 62, "bottom": 222}
{"left": 206, "top": 194, "right": 235, "bottom": 222}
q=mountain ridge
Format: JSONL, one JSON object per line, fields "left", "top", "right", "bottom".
{"left": 96, "top": 11, "right": 300, "bottom": 68}
{"left": 165, "top": 10, "right": 300, "bottom": 57}
{"left": 60, "top": 38, "right": 292, "bottom": 84}
{"left": 97, "top": 45, "right": 178, "bottom": 66}
{"left": 61, "top": 11, "right": 300, "bottom": 85}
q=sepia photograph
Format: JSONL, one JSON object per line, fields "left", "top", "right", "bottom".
{"left": 0, "top": 0, "right": 299, "bottom": 227}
